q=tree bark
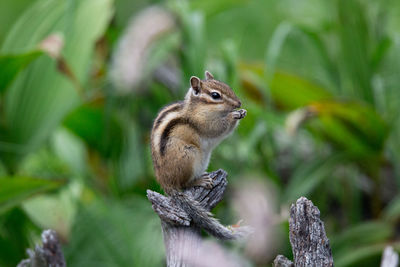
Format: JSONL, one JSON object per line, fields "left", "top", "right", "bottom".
{"left": 147, "top": 169, "right": 229, "bottom": 267}
{"left": 273, "top": 255, "right": 294, "bottom": 267}
{"left": 17, "top": 229, "right": 66, "bottom": 267}
{"left": 274, "top": 197, "right": 334, "bottom": 267}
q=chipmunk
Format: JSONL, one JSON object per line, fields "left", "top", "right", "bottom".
{"left": 151, "top": 71, "right": 248, "bottom": 240}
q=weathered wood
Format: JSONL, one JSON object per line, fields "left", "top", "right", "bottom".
{"left": 147, "top": 169, "right": 229, "bottom": 267}
{"left": 161, "top": 222, "right": 202, "bottom": 267}
{"left": 273, "top": 255, "right": 294, "bottom": 267}
{"left": 274, "top": 197, "right": 334, "bottom": 267}
{"left": 17, "top": 229, "right": 66, "bottom": 267}
{"left": 290, "top": 197, "right": 333, "bottom": 266}
{"left": 381, "top": 246, "right": 399, "bottom": 267}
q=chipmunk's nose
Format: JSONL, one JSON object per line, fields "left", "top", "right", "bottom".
{"left": 235, "top": 101, "right": 242, "bottom": 108}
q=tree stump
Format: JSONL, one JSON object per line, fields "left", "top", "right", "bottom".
{"left": 17, "top": 229, "right": 66, "bottom": 267}
{"left": 147, "top": 169, "right": 233, "bottom": 267}
{"left": 274, "top": 197, "right": 334, "bottom": 267}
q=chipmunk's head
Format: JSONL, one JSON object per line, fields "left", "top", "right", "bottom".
{"left": 185, "top": 71, "right": 241, "bottom": 112}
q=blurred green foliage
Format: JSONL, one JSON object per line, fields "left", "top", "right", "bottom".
{"left": 1, "top": 0, "right": 400, "bottom": 266}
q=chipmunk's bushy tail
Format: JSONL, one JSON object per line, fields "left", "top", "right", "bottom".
{"left": 170, "top": 190, "right": 251, "bottom": 240}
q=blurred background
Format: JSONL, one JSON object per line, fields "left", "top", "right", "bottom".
{"left": 1, "top": 0, "right": 400, "bottom": 266}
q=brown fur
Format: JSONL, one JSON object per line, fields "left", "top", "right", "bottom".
{"left": 151, "top": 71, "right": 244, "bottom": 194}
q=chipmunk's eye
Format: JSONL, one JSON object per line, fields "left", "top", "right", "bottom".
{"left": 211, "top": 92, "right": 221, "bottom": 99}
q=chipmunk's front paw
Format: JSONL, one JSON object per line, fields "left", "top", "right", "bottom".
{"left": 232, "top": 109, "right": 247, "bottom": 120}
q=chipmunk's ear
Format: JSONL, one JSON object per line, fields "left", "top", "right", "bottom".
{"left": 205, "top": 70, "right": 214, "bottom": 80}
{"left": 190, "top": 76, "right": 201, "bottom": 95}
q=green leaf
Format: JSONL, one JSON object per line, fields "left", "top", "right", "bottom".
{"left": 0, "top": 0, "right": 32, "bottom": 44}
{"left": 64, "top": 197, "right": 164, "bottom": 267}
{"left": 383, "top": 196, "right": 400, "bottom": 223}
{"left": 287, "top": 100, "right": 388, "bottom": 160}
{"left": 332, "top": 221, "right": 396, "bottom": 266}
{"left": 0, "top": 51, "right": 43, "bottom": 93}
{"left": 172, "top": 1, "right": 206, "bottom": 87}
{"left": 370, "top": 36, "right": 392, "bottom": 72}
{"left": 334, "top": 242, "right": 400, "bottom": 267}
{"left": 282, "top": 154, "right": 342, "bottom": 204}
{"left": 239, "top": 63, "right": 333, "bottom": 109}
{"left": 294, "top": 26, "right": 341, "bottom": 91}
{"left": 270, "top": 71, "right": 333, "bottom": 109}
{"left": 0, "top": 207, "right": 41, "bottom": 267}
{"left": 189, "top": 0, "right": 248, "bottom": 17}
{"left": 22, "top": 181, "right": 80, "bottom": 239}
{"left": 265, "top": 22, "right": 293, "bottom": 82}
{"left": 116, "top": 118, "right": 146, "bottom": 190}
{"left": 331, "top": 221, "right": 393, "bottom": 254}
{"left": 337, "top": 0, "right": 374, "bottom": 103}
{"left": 63, "top": 102, "right": 123, "bottom": 158}
{"left": 0, "top": 176, "right": 65, "bottom": 214}
{"left": 307, "top": 101, "right": 388, "bottom": 158}
{"left": 1, "top": 0, "right": 114, "bottom": 171}
{"left": 51, "top": 127, "right": 88, "bottom": 176}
